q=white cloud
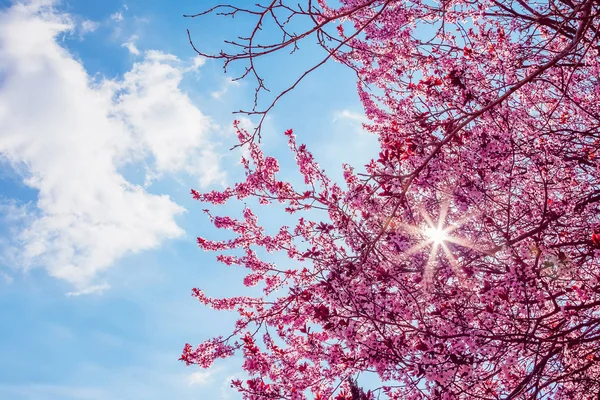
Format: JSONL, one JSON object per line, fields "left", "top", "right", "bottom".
{"left": 0, "top": 197, "right": 30, "bottom": 223}
{"left": 112, "top": 50, "right": 225, "bottom": 186}
{"left": 110, "top": 11, "right": 123, "bottom": 22}
{"left": 66, "top": 283, "right": 110, "bottom": 297}
{"left": 185, "top": 56, "right": 206, "bottom": 73}
{"left": 80, "top": 19, "right": 98, "bottom": 34}
{"left": 211, "top": 78, "right": 240, "bottom": 100}
{"left": 187, "top": 369, "right": 219, "bottom": 386}
{"left": 332, "top": 109, "right": 367, "bottom": 124}
{"left": 0, "top": 1, "right": 224, "bottom": 291}
{"left": 122, "top": 34, "right": 140, "bottom": 55}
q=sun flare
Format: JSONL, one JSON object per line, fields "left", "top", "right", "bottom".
{"left": 384, "top": 201, "right": 482, "bottom": 284}
{"left": 424, "top": 227, "right": 448, "bottom": 244}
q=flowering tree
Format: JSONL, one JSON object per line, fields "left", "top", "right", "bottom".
{"left": 181, "top": 1, "right": 600, "bottom": 398}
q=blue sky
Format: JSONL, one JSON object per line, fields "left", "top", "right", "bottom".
{"left": 0, "top": 1, "right": 378, "bottom": 399}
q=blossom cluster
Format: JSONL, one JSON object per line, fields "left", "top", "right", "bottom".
{"left": 183, "top": 1, "right": 600, "bottom": 398}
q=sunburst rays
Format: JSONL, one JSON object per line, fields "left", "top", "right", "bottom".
{"left": 387, "top": 200, "right": 479, "bottom": 284}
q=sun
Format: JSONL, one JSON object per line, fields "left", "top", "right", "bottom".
{"left": 384, "top": 200, "right": 481, "bottom": 284}
{"left": 384, "top": 200, "right": 480, "bottom": 274}
{"left": 424, "top": 226, "right": 448, "bottom": 245}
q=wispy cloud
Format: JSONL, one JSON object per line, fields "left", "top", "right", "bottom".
{"left": 211, "top": 78, "right": 240, "bottom": 100}
{"left": 80, "top": 19, "right": 98, "bottom": 35}
{"left": 66, "top": 283, "right": 110, "bottom": 297}
{"left": 187, "top": 368, "right": 220, "bottom": 386}
{"left": 332, "top": 109, "right": 367, "bottom": 124}
{"left": 121, "top": 34, "right": 140, "bottom": 55}
{"left": 110, "top": 11, "right": 123, "bottom": 22}
{"left": 185, "top": 56, "right": 206, "bottom": 73}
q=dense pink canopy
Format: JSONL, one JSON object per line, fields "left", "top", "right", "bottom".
{"left": 182, "top": 1, "right": 600, "bottom": 398}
